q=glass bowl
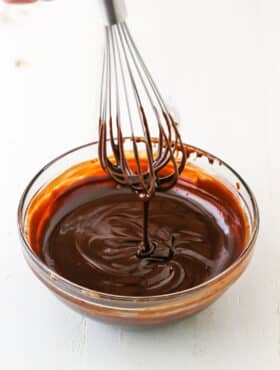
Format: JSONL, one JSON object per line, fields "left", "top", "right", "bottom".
{"left": 18, "top": 140, "right": 259, "bottom": 325}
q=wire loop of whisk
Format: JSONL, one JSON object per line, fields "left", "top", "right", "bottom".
{"left": 99, "top": 21, "right": 186, "bottom": 199}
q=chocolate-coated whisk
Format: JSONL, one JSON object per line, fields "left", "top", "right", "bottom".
{"left": 98, "top": 0, "right": 186, "bottom": 202}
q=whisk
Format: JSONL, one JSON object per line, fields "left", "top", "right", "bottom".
{"left": 98, "top": 0, "right": 187, "bottom": 202}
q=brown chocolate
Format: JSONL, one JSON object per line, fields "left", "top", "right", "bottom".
{"left": 27, "top": 158, "right": 248, "bottom": 297}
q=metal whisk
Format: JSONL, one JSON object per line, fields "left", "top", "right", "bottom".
{"left": 98, "top": 0, "right": 186, "bottom": 201}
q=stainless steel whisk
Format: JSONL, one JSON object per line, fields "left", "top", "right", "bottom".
{"left": 98, "top": 0, "right": 186, "bottom": 201}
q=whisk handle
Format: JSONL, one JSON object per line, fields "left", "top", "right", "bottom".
{"left": 99, "top": 0, "right": 127, "bottom": 25}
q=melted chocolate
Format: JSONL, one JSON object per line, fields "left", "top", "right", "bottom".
{"left": 27, "top": 159, "right": 248, "bottom": 296}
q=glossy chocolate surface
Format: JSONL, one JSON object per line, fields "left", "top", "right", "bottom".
{"left": 27, "top": 158, "right": 247, "bottom": 296}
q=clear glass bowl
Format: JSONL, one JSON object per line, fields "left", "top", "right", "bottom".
{"left": 18, "top": 141, "right": 259, "bottom": 325}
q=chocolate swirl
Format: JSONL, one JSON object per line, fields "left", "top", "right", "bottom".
{"left": 41, "top": 182, "right": 244, "bottom": 296}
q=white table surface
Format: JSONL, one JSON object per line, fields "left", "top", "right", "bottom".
{"left": 1, "top": 0, "right": 279, "bottom": 369}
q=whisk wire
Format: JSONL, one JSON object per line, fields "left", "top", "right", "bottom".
{"left": 116, "top": 24, "right": 155, "bottom": 193}
{"left": 113, "top": 26, "right": 147, "bottom": 192}
{"left": 99, "top": 20, "right": 186, "bottom": 199}
{"left": 122, "top": 23, "right": 186, "bottom": 169}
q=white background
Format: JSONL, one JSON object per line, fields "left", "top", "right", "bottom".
{"left": 0, "top": 0, "right": 279, "bottom": 369}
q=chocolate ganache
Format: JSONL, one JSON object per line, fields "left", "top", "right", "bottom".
{"left": 27, "top": 157, "right": 248, "bottom": 296}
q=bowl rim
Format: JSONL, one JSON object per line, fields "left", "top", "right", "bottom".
{"left": 18, "top": 140, "right": 260, "bottom": 303}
